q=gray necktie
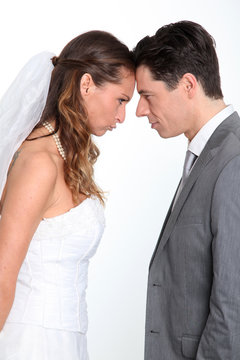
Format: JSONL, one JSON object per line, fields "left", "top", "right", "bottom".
{"left": 172, "top": 150, "right": 197, "bottom": 209}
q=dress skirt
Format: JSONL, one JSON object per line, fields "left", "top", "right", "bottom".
{"left": 0, "top": 323, "right": 89, "bottom": 360}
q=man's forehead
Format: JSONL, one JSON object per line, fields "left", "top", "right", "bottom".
{"left": 136, "top": 65, "right": 152, "bottom": 78}
{"left": 136, "top": 66, "right": 157, "bottom": 93}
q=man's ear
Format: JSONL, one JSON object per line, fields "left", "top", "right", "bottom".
{"left": 80, "top": 73, "right": 96, "bottom": 98}
{"left": 180, "top": 73, "right": 198, "bottom": 99}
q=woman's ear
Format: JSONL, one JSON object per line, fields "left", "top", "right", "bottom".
{"left": 80, "top": 73, "right": 96, "bottom": 98}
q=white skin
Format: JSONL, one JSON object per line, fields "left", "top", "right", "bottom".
{"left": 0, "top": 67, "right": 135, "bottom": 330}
{"left": 136, "top": 65, "right": 226, "bottom": 141}
{"left": 80, "top": 68, "right": 135, "bottom": 136}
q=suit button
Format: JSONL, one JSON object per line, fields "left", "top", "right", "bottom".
{"left": 150, "top": 330, "right": 160, "bottom": 334}
{"left": 153, "top": 283, "right": 161, "bottom": 287}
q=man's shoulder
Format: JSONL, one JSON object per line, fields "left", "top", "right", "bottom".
{"left": 209, "top": 112, "right": 240, "bottom": 152}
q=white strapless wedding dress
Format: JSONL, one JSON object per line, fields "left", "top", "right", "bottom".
{"left": 0, "top": 197, "right": 105, "bottom": 360}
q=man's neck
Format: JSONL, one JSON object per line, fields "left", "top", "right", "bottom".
{"left": 186, "top": 98, "right": 226, "bottom": 141}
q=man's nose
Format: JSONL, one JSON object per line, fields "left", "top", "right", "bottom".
{"left": 136, "top": 98, "right": 150, "bottom": 117}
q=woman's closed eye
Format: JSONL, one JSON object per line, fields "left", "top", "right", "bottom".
{"left": 118, "top": 98, "right": 128, "bottom": 105}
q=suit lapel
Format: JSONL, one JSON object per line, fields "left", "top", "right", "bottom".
{"left": 157, "top": 144, "right": 215, "bottom": 251}
{"left": 149, "top": 145, "right": 215, "bottom": 268}
{"left": 149, "top": 112, "right": 240, "bottom": 269}
{"left": 149, "top": 180, "right": 181, "bottom": 268}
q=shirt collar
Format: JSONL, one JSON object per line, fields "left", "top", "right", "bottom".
{"left": 188, "top": 105, "right": 234, "bottom": 156}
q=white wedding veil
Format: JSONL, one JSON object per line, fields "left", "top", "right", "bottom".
{"left": 0, "top": 52, "right": 54, "bottom": 199}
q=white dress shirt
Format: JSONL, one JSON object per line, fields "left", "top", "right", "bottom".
{"left": 188, "top": 105, "right": 235, "bottom": 157}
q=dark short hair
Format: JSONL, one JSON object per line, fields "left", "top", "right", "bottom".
{"left": 133, "top": 21, "right": 223, "bottom": 99}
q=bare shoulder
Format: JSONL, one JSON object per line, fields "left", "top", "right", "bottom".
{"left": 2, "top": 149, "right": 58, "bottom": 215}
{"left": 8, "top": 149, "right": 58, "bottom": 185}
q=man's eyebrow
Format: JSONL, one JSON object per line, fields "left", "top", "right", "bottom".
{"left": 138, "top": 90, "right": 151, "bottom": 95}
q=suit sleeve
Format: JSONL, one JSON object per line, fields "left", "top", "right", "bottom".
{"left": 196, "top": 154, "right": 240, "bottom": 359}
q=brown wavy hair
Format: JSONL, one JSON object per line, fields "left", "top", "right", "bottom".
{"left": 38, "top": 31, "right": 135, "bottom": 205}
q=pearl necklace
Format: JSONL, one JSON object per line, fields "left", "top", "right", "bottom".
{"left": 42, "top": 121, "right": 66, "bottom": 161}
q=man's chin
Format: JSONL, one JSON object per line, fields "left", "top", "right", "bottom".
{"left": 155, "top": 129, "right": 180, "bottom": 139}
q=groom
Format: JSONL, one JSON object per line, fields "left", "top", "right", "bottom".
{"left": 134, "top": 21, "right": 240, "bottom": 359}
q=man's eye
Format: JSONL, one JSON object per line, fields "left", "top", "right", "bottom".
{"left": 119, "top": 99, "right": 126, "bottom": 105}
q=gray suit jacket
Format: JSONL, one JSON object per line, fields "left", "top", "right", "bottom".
{"left": 145, "top": 112, "right": 240, "bottom": 359}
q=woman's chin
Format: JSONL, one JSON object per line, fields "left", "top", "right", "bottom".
{"left": 91, "top": 129, "right": 108, "bottom": 137}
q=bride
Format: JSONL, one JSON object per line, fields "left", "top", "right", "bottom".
{"left": 0, "top": 30, "right": 135, "bottom": 359}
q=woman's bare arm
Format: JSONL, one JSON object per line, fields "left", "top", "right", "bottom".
{"left": 0, "top": 151, "right": 57, "bottom": 330}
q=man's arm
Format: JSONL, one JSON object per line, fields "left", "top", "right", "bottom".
{"left": 196, "top": 154, "right": 240, "bottom": 359}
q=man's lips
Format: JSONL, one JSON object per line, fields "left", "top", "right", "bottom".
{"left": 149, "top": 121, "right": 158, "bottom": 129}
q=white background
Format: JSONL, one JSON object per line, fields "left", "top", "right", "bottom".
{"left": 1, "top": 0, "right": 240, "bottom": 359}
